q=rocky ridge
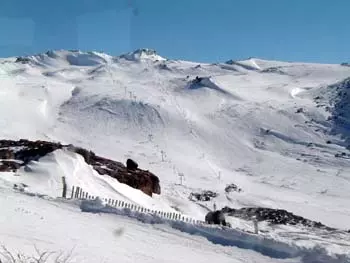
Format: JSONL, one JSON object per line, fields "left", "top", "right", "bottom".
{"left": 0, "top": 139, "right": 160, "bottom": 196}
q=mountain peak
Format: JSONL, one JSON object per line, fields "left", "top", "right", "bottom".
{"left": 119, "top": 48, "right": 166, "bottom": 62}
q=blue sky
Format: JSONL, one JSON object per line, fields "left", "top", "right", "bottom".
{"left": 0, "top": 0, "right": 348, "bottom": 63}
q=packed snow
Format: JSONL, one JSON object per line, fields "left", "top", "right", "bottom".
{"left": 1, "top": 49, "right": 350, "bottom": 262}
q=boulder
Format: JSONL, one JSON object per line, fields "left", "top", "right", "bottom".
{"left": 205, "top": 210, "right": 228, "bottom": 226}
{"left": 225, "top": 183, "right": 242, "bottom": 193}
{"left": 126, "top": 158, "right": 138, "bottom": 170}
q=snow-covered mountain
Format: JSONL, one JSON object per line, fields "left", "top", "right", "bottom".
{"left": 1, "top": 49, "right": 350, "bottom": 262}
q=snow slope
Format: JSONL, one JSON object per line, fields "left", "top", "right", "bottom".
{"left": 1, "top": 49, "right": 350, "bottom": 261}
{"left": 0, "top": 188, "right": 285, "bottom": 263}
{"left": 1, "top": 188, "right": 348, "bottom": 263}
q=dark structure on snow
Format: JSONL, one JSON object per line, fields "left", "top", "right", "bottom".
{"left": 205, "top": 210, "right": 228, "bottom": 227}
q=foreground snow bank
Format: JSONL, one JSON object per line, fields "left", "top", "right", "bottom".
{"left": 2, "top": 188, "right": 274, "bottom": 263}
{"left": 80, "top": 199, "right": 350, "bottom": 263}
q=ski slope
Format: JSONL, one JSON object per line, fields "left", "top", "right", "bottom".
{"left": 1, "top": 49, "right": 350, "bottom": 262}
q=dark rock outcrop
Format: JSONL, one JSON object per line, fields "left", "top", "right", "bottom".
{"left": 15, "top": 57, "right": 31, "bottom": 64}
{"left": 126, "top": 159, "right": 138, "bottom": 170}
{"left": 221, "top": 206, "right": 333, "bottom": 230}
{"left": 225, "top": 183, "right": 242, "bottom": 193}
{"left": 189, "top": 190, "right": 218, "bottom": 201}
{"left": 0, "top": 139, "right": 161, "bottom": 196}
{"left": 261, "top": 67, "right": 287, "bottom": 75}
{"left": 0, "top": 139, "right": 63, "bottom": 165}
{"left": 0, "top": 160, "right": 22, "bottom": 172}
{"left": 205, "top": 210, "right": 229, "bottom": 227}
{"left": 319, "top": 77, "right": 350, "bottom": 145}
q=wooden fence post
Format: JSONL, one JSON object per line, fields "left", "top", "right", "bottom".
{"left": 75, "top": 187, "right": 80, "bottom": 199}
{"left": 71, "top": 186, "right": 75, "bottom": 199}
{"left": 253, "top": 219, "right": 259, "bottom": 234}
{"left": 61, "top": 176, "right": 67, "bottom": 198}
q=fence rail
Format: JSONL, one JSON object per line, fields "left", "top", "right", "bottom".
{"left": 69, "top": 185, "right": 206, "bottom": 225}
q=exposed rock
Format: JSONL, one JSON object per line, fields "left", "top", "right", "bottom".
{"left": 13, "top": 183, "right": 28, "bottom": 192}
{"left": 261, "top": 67, "right": 286, "bottom": 75}
{"left": 192, "top": 76, "right": 203, "bottom": 84}
{"left": 0, "top": 139, "right": 161, "bottom": 196}
{"left": 0, "top": 149, "right": 15, "bottom": 159}
{"left": 157, "top": 63, "right": 171, "bottom": 71}
{"left": 205, "top": 210, "right": 229, "bottom": 227}
{"left": 225, "top": 183, "right": 242, "bottom": 193}
{"left": 296, "top": 107, "right": 304, "bottom": 113}
{"left": 126, "top": 159, "right": 138, "bottom": 170}
{"left": 15, "top": 57, "right": 31, "bottom": 64}
{"left": 0, "top": 160, "right": 22, "bottom": 172}
{"left": 0, "top": 139, "right": 63, "bottom": 165}
{"left": 335, "top": 152, "right": 348, "bottom": 158}
{"left": 221, "top": 206, "right": 333, "bottom": 230}
{"left": 189, "top": 190, "right": 218, "bottom": 201}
